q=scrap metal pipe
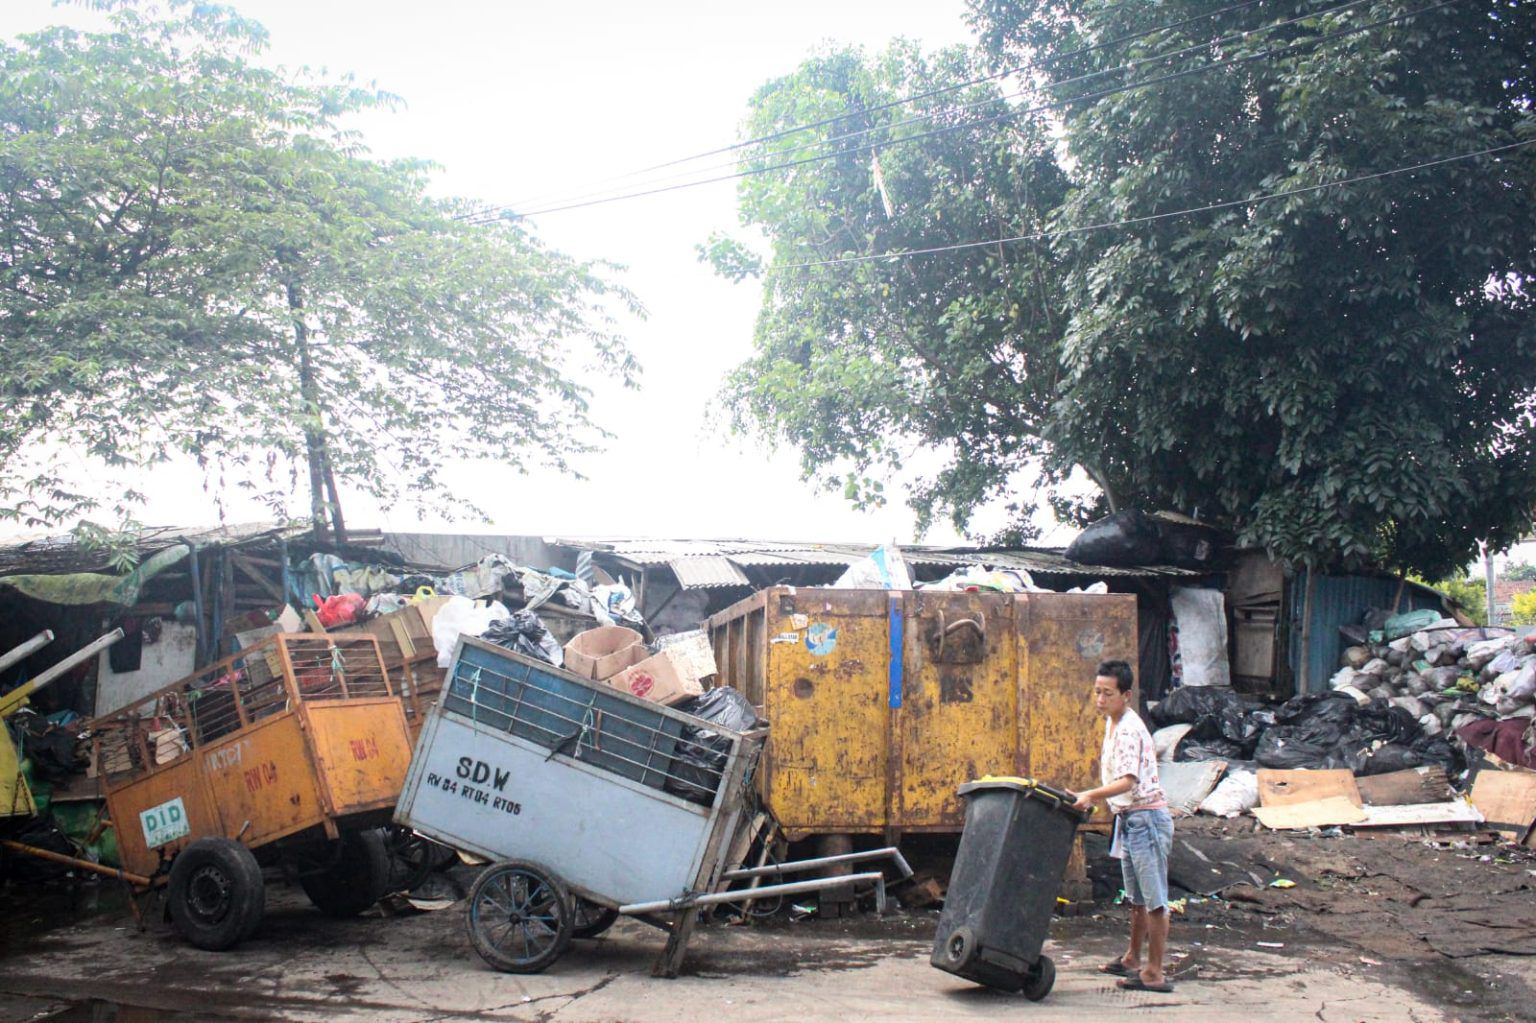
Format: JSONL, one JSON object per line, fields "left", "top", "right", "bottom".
{"left": 721, "top": 846, "right": 912, "bottom": 881}
{"left": 619, "top": 870, "right": 888, "bottom": 916}
{"left": 0, "top": 631, "right": 54, "bottom": 675}
{"left": 0, "top": 840, "right": 154, "bottom": 887}
{"left": 1, "top": 629, "right": 125, "bottom": 717}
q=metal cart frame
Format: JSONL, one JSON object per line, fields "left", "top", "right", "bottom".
{"left": 396, "top": 636, "right": 910, "bottom": 976}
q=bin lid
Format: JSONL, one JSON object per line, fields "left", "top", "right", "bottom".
{"left": 958, "top": 776, "right": 1092, "bottom": 822}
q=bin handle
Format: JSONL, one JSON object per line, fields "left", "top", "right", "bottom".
{"left": 935, "top": 610, "right": 985, "bottom": 661}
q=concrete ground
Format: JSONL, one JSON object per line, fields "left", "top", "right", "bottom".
{"left": 0, "top": 878, "right": 1475, "bottom": 1023}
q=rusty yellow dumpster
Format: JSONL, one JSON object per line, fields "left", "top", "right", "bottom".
{"left": 707, "top": 587, "right": 1137, "bottom": 840}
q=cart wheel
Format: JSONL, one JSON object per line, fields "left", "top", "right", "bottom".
{"left": 1022, "top": 955, "right": 1055, "bottom": 1002}
{"left": 939, "top": 925, "right": 978, "bottom": 970}
{"left": 382, "top": 826, "right": 440, "bottom": 893}
{"left": 466, "top": 860, "right": 574, "bottom": 973}
{"left": 167, "top": 838, "right": 265, "bottom": 951}
{"left": 571, "top": 898, "right": 620, "bottom": 939}
{"left": 300, "top": 829, "right": 390, "bottom": 917}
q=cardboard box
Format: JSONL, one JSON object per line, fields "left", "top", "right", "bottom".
{"left": 608, "top": 648, "right": 706, "bottom": 706}
{"left": 356, "top": 596, "right": 451, "bottom": 665}
{"left": 563, "top": 626, "right": 646, "bottom": 680}
{"left": 654, "top": 630, "right": 718, "bottom": 681}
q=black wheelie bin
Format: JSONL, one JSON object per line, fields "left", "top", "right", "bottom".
{"left": 930, "top": 777, "right": 1090, "bottom": 1000}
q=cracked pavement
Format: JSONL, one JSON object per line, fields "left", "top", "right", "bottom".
{"left": 0, "top": 878, "right": 1477, "bottom": 1022}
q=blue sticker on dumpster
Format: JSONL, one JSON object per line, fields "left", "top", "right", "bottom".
{"left": 805, "top": 623, "right": 839, "bottom": 656}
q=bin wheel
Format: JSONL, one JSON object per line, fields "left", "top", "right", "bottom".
{"left": 300, "top": 829, "right": 390, "bottom": 917}
{"left": 466, "top": 860, "right": 574, "bottom": 973}
{"left": 571, "top": 898, "right": 620, "bottom": 939}
{"left": 167, "top": 837, "right": 265, "bottom": 950}
{"left": 940, "top": 925, "right": 977, "bottom": 969}
{"left": 1022, "top": 955, "right": 1055, "bottom": 1002}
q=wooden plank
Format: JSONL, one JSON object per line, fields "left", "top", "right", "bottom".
{"left": 1253, "top": 795, "right": 1367, "bottom": 830}
{"left": 229, "top": 552, "right": 287, "bottom": 605}
{"left": 1356, "top": 767, "right": 1455, "bottom": 807}
{"left": 1468, "top": 768, "right": 1536, "bottom": 842}
{"left": 1257, "top": 768, "right": 1362, "bottom": 808}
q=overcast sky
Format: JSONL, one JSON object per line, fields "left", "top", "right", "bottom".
{"left": 2, "top": 0, "right": 1068, "bottom": 545}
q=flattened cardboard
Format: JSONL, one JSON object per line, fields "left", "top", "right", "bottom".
{"left": 1253, "top": 795, "right": 1367, "bottom": 830}
{"left": 1469, "top": 767, "right": 1536, "bottom": 842}
{"left": 1257, "top": 768, "right": 1363, "bottom": 808}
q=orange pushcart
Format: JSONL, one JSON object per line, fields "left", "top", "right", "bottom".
{"left": 86, "top": 633, "right": 413, "bottom": 949}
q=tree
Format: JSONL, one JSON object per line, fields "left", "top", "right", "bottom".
{"left": 1504, "top": 561, "right": 1536, "bottom": 582}
{"left": 0, "top": 1, "right": 639, "bottom": 542}
{"left": 708, "top": 42, "right": 1070, "bottom": 538}
{"left": 717, "top": 2, "right": 1536, "bottom": 575}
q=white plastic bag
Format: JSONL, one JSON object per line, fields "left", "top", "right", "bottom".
{"left": 833, "top": 545, "right": 914, "bottom": 590}
{"left": 432, "top": 596, "right": 512, "bottom": 667}
{"left": 1170, "top": 586, "right": 1231, "bottom": 687}
{"left": 1199, "top": 770, "right": 1259, "bottom": 817}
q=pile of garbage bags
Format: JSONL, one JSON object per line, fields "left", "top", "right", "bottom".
{"left": 1151, "top": 683, "right": 1459, "bottom": 777}
{"left": 1327, "top": 614, "right": 1536, "bottom": 769}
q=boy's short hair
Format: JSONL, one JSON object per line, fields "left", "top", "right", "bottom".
{"left": 1096, "top": 659, "right": 1134, "bottom": 693}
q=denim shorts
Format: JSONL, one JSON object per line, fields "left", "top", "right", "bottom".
{"left": 1117, "top": 808, "right": 1174, "bottom": 911}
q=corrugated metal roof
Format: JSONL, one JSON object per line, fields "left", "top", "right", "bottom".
{"left": 668, "top": 556, "right": 752, "bottom": 589}
{"left": 547, "top": 537, "right": 1199, "bottom": 589}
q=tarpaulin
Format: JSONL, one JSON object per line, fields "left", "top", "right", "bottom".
{"left": 0, "top": 544, "right": 190, "bottom": 605}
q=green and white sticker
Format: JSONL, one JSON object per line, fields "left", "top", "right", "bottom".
{"left": 139, "top": 796, "right": 189, "bottom": 849}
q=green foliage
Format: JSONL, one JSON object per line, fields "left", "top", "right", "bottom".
{"left": 1411, "top": 573, "right": 1487, "bottom": 626}
{"left": 1504, "top": 561, "right": 1536, "bottom": 582}
{"left": 0, "top": 0, "right": 640, "bottom": 535}
{"left": 710, "top": 41, "right": 1070, "bottom": 538}
{"left": 717, "top": 2, "right": 1536, "bottom": 573}
{"left": 1511, "top": 590, "right": 1536, "bottom": 626}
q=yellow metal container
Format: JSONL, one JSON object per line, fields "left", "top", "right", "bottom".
{"left": 0, "top": 723, "right": 36, "bottom": 819}
{"left": 90, "top": 633, "right": 413, "bottom": 879}
{"left": 708, "top": 588, "right": 1137, "bottom": 840}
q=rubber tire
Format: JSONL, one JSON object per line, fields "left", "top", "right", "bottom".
{"left": 940, "top": 925, "right": 977, "bottom": 970}
{"left": 382, "top": 827, "right": 438, "bottom": 893}
{"left": 1022, "top": 955, "right": 1055, "bottom": 1002}
{"left": 167, "top": 838, "right": 265, "bottom": 951}
{"left": 465, "top": 860, "right": 574, "bottom": 973}
{"left": 571, "top": 898, "right": 620, "bottom": 939}
{"left": 300, "top": 829, "right": 390, "bottom": 917}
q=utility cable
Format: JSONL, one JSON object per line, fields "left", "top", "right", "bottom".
{"left": 767, "top": 138, "right": 1536, "bottom": 272}
{"left": 489, "top": 0, "right": 1460, "bottom": 221}
{"left": 486, "top": 0, "right": 1278, "bottom": 216}
{"left": 476, "top": 0, "right": 1368, "bottom": 222}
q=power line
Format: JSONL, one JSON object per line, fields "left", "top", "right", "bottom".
{"left": 488, "top": 0, "right": 1278, "bottom": 215}
{"left": 479, "top": 0, "right": 1370, "bottom": 222}
{"left": 769, "top": 138, "right": 1536, "bottom": 272}
{"left": 493, "top": 0, "right": 1459, "bottom": 221}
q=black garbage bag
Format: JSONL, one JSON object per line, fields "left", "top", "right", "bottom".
{"left": 1355, "top": 743, "right": 1432, "bottom": 775}
{"left": 480, "top": 610, "right": 563, "bottom": 666}
{"left": 666, "top": 687, "right": 765, "bottom": 806}
{"left": 1175, "top": 737, "right": 1247, "bottom": 762}
{"left": 1254, "top": 726, "right": 1350, "bottom": 770}
{"left": 1151, "top": 686, "right": 1248, "bottom": 726}
{"left": 1065, "top": 510, "right": 1162, "bottom": 566}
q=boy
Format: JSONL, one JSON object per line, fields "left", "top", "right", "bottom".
{"left": 1069, "top": 659, "right": 1175, "bottom": 993}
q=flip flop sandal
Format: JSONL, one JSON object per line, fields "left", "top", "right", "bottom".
{"left": 1099, "top": 960, "right": 1132, "bottom": 976}
{"left": 1117, "top": 976, "right": 1175, "bottom": 993}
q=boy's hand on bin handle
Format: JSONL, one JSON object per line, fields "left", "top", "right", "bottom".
{"left": 1068, "top": 789, "right": 1095, "bottom": 813}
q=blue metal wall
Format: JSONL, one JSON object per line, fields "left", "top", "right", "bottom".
{"left": 1286, "top": 571, "right": 1446, "bottom": 694}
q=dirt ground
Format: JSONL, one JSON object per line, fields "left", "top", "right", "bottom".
{"left": 1, "top": 819, "right": 1533, "bottom": 1022}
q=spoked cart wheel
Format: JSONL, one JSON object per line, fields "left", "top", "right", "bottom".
{"left": 466, "top": 860, "right": 575, "bottom": 973}
{"left": 571, "top": 897, "right": 620, "bottom": 939}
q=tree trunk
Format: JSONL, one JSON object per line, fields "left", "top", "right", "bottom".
{"left": 286, "top": 279, "right": 341, "bottom": 545}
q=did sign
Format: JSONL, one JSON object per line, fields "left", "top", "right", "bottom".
{"left": 139, "top": 796, "right": 190, "bottom": 849}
